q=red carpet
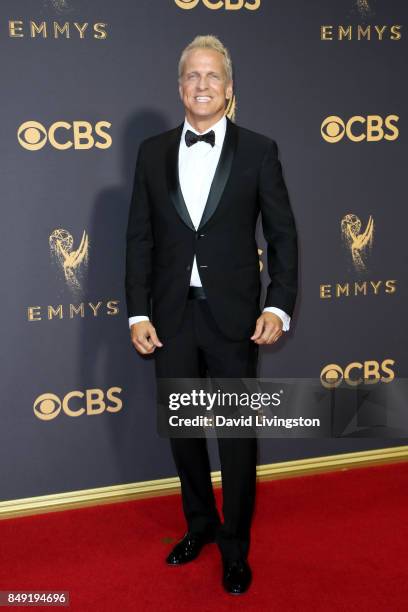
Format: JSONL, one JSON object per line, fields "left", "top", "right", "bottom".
{"left": 0, "top": 461, "right": 407, "bottom": 611}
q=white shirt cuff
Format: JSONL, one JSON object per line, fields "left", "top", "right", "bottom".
{"left": 129, "top": 311, "right": 291, "bottom": 331}
{"left": 262, "top": 307, "right": 291, "bottom": 332}
{"left": 129, "top": 316, "right": 149, "bottom": 329}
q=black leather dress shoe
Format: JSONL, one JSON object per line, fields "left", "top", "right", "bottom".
{"left": 222, "top": 558, "right": 252, "bottom": 594}
{"left": 166, "top": 532, "right": 215, "bottom": 565}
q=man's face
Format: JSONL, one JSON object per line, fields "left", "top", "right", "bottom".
{"left": 179, "top": 48, "right": 233, "bottom": 126}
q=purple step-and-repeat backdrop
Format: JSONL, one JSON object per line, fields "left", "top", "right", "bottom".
{"left": 0, "top": 0, "right": 406, "bottom": 501}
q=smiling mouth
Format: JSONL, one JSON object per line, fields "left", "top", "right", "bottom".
{"left": 195, "top": 96, "right": 212, "bottom": 102}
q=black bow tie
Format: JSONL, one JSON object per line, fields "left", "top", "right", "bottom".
{"left": 185, "top": 129, "right": 215, "bottom": 148}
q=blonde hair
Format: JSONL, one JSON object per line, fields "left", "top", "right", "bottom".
{"left": 178, "top": 35, "right": 233, "bottom": 83}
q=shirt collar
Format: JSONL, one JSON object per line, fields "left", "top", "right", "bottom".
{"left": 181, "top": 114, "right": 227, "bottom": 148}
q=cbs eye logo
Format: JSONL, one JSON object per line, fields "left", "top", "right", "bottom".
{"left": 33, "top": 387, "right": 122, "bottom": 420}
{"left": 320, "top": 359, "right": 395, "bottom": 389}
{"left": 17, "top": 120, "right": 112, "bottom": 151}
{"left": 321, "top": 115, "right": 399, "bottom": 143}
{"left": 34, "top": 393, "right": 62, "bottom": 420}
{"left": 174, "top": 0, "right": 260, "bottom": 9}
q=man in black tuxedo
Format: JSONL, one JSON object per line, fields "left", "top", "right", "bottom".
{"left": 125, "top": 35, "right": 297, "bottom": 594}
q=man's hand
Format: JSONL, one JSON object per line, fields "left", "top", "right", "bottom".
{"left": 130, "top": 321, "right": 163, "bottom": 355}
{"left": 251, "top": 312, "right": 283, "bottom": 345}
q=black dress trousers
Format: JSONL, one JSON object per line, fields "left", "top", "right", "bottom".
{"left": 154, "top": 294, "right": 259, "bottom": 562}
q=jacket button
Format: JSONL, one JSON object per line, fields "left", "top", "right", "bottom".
{"left": 186, "top": 265, "right": 191, "bottom": 271}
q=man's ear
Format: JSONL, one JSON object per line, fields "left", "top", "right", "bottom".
{"left": 226, "top": 81, "right": 233, "bottom": 100}
{"left": 178, "top": 83, "right": 183, "bottom": 101}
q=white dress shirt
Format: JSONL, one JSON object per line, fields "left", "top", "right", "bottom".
{"left": 129, "top": 115, "right": 291, "bottom": 331}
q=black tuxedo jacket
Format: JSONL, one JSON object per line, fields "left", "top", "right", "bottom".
{"left": 125, "top": 117, "right": 298, "bottom": 341}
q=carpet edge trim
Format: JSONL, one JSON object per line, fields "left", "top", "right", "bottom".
{"left": 1, "top": 445, "right": 407, "bottom": 519}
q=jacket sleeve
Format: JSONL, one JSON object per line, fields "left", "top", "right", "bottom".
{"left": 125, "top": 142, "right": 153, "bottom": 318}
{"left": 258, "top": 140, "right": 298, "bottom": 317}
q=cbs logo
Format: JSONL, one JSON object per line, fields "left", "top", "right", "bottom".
{"left": 320, "top": 359, "right": 395, "bottom": 389}
{"left": 321, "top": 115, "right": 399, "bottom": 143}
{"left": 17, "top": 120, "right": 112, "bottom": 151}
{"left": 174, "top": 0, "right": 260, "bottom": 9}
{"left": 33, "top": 387, "right": 122, "bottom": 420}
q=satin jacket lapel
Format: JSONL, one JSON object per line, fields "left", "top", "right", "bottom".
{"left": 166, "top": 124, "right": 196, "bottom": 232}
{"left": 198, "top": 117, "right": 238, "bottom": 231}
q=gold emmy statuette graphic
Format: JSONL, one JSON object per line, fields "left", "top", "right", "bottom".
{"left": 356, "top": 0, "right": 371, "bottom": 16}
{"left": 49, "top": 0, "right": 70, "bottom": 10}
{"left": 49, "top": 228, "right": 89, "bottom": 291}
{"left": 341, "top": 214, "right": 374, "bottom": 272}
